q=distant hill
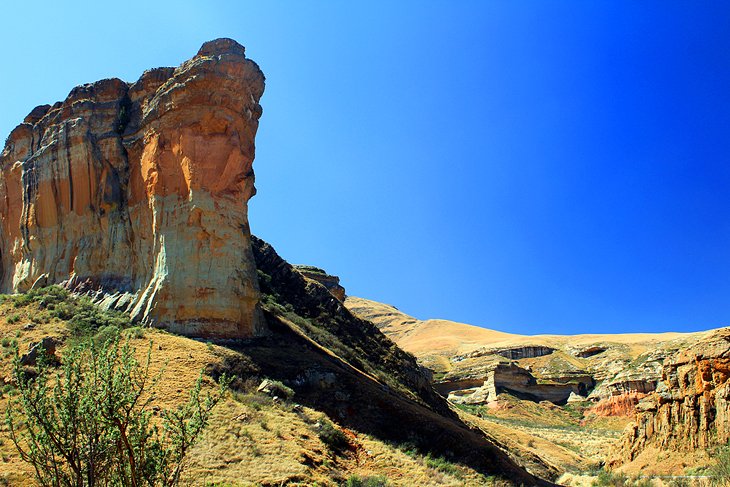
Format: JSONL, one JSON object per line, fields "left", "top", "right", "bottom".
{"left": 347, "top": 296, "right": 728, "bottom": 481}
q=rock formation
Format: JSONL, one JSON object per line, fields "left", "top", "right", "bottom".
{"left": 293, "top": 265, "right": 346, "bottom": 301}
{"left": 609, "top": 328, "right": 730, "bottom": 466}
{"left": 0, "top": 39, "right": 266, "bottom": 338}
{"left": 438, "top": 361, "right": 594, "bottom": 405}
{"left": 452, "top": 345, "right": 556, "bottom": 362}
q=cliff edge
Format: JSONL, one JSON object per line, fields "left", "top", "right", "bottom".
{"left": 0, "top": 39, "right": 266, "bottom": 338}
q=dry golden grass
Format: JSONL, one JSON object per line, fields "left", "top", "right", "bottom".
{"left": 188, "top": 395, "right": 502, "bottom": 486}
{"left": 346, "top": 297, "right": 713, "bottom": 362}
{"left": 0, "top": 298, "right": 509, "bottom": 486}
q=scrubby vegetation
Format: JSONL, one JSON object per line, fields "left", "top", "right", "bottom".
{"left": 293, "top": 265, "right": 329, "bottom": 276}
{"left": 5, "top": 285, "right": 131, "bottom": 340}
{"left": 709, "top": 443, "right": 730, "bottom": 485}
{"left": 317, "top": 417, "right": 350, "bottom": 452}
{"left": 257, "top": 268, "right": 423, "bottom": 403}
{"left": 344, "top": 474, "right": 389, "bottom": 487}
{"left": 6, "top": 331, "right": 229, "bottom": 486}
{"left": 0, "top": 281, "right": 520, "bottom": 486}
{"left": 591, "top": 470, "right": 654, "bottom": 487}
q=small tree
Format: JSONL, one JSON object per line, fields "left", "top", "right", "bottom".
{"left": 6, "top": 334, "right": 229, "bottom": 487}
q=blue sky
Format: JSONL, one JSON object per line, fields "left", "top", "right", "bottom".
{"left": 2, "top": 2, "right": 729, "bottom": 334}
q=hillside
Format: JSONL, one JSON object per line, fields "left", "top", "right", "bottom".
{"left": 0, "top": 39, "right": 552, "bottom": 486}
{"left": 346, "top": 296, "right": 727, "bottom": 482}
{"left": 2, "top": 35, "right": 727, "bottom": 487}
{"left": 0, "top": 278, "right": 544, "bottom": 486}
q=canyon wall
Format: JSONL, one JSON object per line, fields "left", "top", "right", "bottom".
{"left": 610, "top": 328, "right": 730, "bottom": 466}
{"left": 0, "top": 38, "right": 266, "bottom": 338}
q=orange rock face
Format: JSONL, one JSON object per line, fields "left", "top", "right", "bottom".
{"left": 0, "top": 39, "right": 266, "bottom": 338}
{"left": 609, "top": 328, "right": 730, "bottom": 466}
{"left": 588, "top": 392, "right": 648, "bottom": 418}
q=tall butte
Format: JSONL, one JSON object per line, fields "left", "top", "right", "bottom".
{"left": 0, "top": 38, "right": 266, "bottom": 338}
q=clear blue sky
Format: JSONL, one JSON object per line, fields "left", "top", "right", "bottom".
{"left": 2, "top": 2, "right": 729, "bottom": 334}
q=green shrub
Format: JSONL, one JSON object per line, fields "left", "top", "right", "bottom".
{"left": 10, "top": 286, "right": 132, "bottom": 338}
{"left": 93, "top": 324, "right": 123, "bottom": 345}
{"left": 6, "top": 331, "right": 230, "bottom": 486}
{"left": 592, "top": 470, "right": 629, "bottom": 486}
{"left": 397, "top": 441, "right": 419, "bottom": 457}
{"left": 7, "top": 314, "right": 20, "bottom": 325}
{"left": 710, "top": 443, "right": 730, "bottom": 485}
{"left": 265, "top": 379, "right": 295, "bottom": 400}
{"left": 591, "top": 470, "right": 654, "bottom": 487}
{"left": 123, "top": 326, "right": 146, "bottom": 339}
{"left": 344, "top": 474, "right": 389, "bottom": 487}
{"left": 317, "top": 418, "right": 349, "bottom": 452}
{"left": 667, "top": 478, "right": 691, "bottom": 487}
{"left": 12, "top": 285, "right": 68, "bottom": 309}
{"left": 424, "top": 454, "right": 461, "bottom": 478}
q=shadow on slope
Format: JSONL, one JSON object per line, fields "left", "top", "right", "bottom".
{"left": 209, "top": 236, "right": 555, "bottom": 486}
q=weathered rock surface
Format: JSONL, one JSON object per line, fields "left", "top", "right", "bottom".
{"left": 609, "top": 328, "right": 730, "bottom": 466}
{"left": 19, "top": 336, "right": 58, "bottom": 366}
{"left": 452, "top": 345, "right": 556, "bottom": 362}
{"left": 588, "top": 392, "right": 649, "bottom": 417}
{"left": 250, "top": 237, "right": 549, "bottom": 485}
{"left": 293, "top": 265, "right": 346, "bottom": 301}
{"left": 439, "top": 361, "right": 594, "bottom": 405}
{"left": 0, "top": 39, "right": 266, "bottom": 338}
{"left": 571, "top": 345, "right": 607, "bottom": 358}
{"left": 253, "top": 236, "right": 434, "bottom": 397}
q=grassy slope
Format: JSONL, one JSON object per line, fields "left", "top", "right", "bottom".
{"left": 0, "top": 295, "right": 515, "bottom": 486}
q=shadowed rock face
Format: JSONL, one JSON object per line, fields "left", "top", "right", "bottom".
{"left": 0, "top": 38, "right": 266, "bottom": 338}
{"left": 293, "top": 265, "right": 346, "bottom": 301}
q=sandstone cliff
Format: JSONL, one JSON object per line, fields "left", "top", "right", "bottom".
{"left": 609, "top": 328, "right": 730, "bottom": 467}
{"left": 0, "top": 39, "right": 265, "bottom": 338}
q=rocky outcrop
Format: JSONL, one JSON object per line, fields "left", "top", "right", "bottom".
{"left": 0, "top": 39, "right": 266, "bottom": 338}
{"left": 586, "top": 349, "right": 667, "bottom": 405}
{"left": 293, "top": 265, "right": 346, "bottom": 301}
{"left": 252, "top": 236, "right": 435, "bottom": 400}
{"left": 589, "top": 392, "right": 648, "bottom": 417}
{"left": 452, "top": 345, "right": 555, "bottom": 362}
{"left": 246, "top": 238, "right": 549, "bottom": 486}
{"left": 440, "top": 362, "right": 594, "bottom": 405}
{"left": 572, "top": 346, "right": 607, "bottom": 358}
{"left": 609, "top": 328, "right": 730, "bottom": 466}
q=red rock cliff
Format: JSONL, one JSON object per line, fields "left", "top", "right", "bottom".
{"left": 609, "top": 328, "right": 730, "bottom": 466}
{"left": 0, "top": 38, "right": 266, "bottom": 338}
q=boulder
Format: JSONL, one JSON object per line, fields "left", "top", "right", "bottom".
{"left": 19, "top": 337, "right": 57, "bottom": 366}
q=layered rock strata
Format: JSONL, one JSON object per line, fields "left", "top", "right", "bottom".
{"left": 0, "top": 38, "right": 266, "bottom": 338}
{"left": 438, "top": 361, "right": 594, "bottom": 405}
{"left": 610, "top": 328, "right": 730, "bottom": 466}
{"left": 452, "top": 345, "right": 555, "bottom": 362}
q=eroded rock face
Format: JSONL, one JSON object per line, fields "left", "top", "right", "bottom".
{"left": 452, "top": 345, "right": 555, "bottom": 362}
{"left": 293, "top": 265, "right": 346, "bottom": 301}
{"left": 439, "top": 361, "right": 594, "bottom": 405}
{"left": 609, "top": 328, "right": 730, "bottom": 466}
{"left": 0, "top": 38, "right": 266, "bottom": 338}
